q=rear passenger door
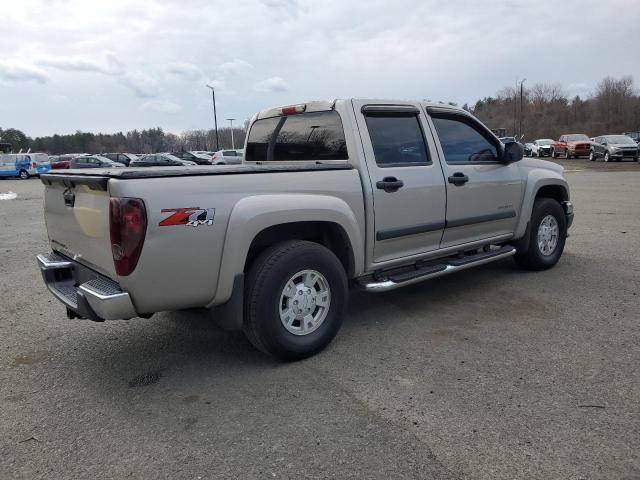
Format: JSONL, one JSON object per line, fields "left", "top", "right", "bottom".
{"left": 426, "top": 109, "right": 524, "bottom": 248}
{"left": 352, "top": 100, "right": 447, "bottom": 263}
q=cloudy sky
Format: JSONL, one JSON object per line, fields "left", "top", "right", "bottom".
{"left": 1, "top": 0, "right": 638, "bottom": 137}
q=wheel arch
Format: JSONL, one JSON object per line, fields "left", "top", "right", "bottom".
{"left": 515, "top": 175, "right": 569, "bottom": 239}
{"left": 209, "top": 194, "right": 364, "bottom": 307}
{"left": 244, "top": 221, "right": 356, "bottom": 278}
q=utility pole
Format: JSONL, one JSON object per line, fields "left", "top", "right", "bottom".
{"left": 227, "top": 118, "right": 236, "bottom": 149}
{"left": 519, "top": 78, "right": 526, "bottom": 139}
{"left": 514, "top": 78, "right": 518, "bottom": 136}
{"left": 205, "top": 84, "right": 219, "bottom": 151}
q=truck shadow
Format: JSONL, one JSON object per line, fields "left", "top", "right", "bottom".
{"left": 57, "top": 255, "right": 575, "bottom": 405}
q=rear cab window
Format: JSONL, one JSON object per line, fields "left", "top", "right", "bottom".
{"left": 245, "top": 111, "right": 348, "bottom": 162}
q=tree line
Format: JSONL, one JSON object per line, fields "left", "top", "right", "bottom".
{"left": 2, "top": 75, "right": 639, "bottom": 154}
{"left": 0, "top": 125, "right": 248, "bottom": 155}
{"left": 468, "top": 75, "right": 640, "bottom": 141}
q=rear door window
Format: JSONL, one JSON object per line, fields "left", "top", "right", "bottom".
{"left": 364, "top": 114, "right": 430, "bottom": 166}
{"left": 245, "top": 111, "right": 348, "bottom": 162}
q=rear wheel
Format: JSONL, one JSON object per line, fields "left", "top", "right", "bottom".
{"left": 515, "top": 197, "right": 567, "bottom": 271}
{"left": 19, "top": 170, "right": 29, "bottom": 180}
{"left": 243, "top": 240, "right": 348, "bottom": 360}
{"left": 551, "top": 149, "right": 557, "bottom": 158}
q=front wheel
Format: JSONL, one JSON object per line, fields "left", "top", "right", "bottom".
{"left": 604, "top": 152, "right": 610, "bottom": 162}
{"left": 589, "top": 151, "right": 595, "bottom": 161}
{"left": 514, "top": 198, "right": 567, "bottom": 271}
{"left": 19, "top": 170, "right": 29, "bottom": 180}
{"left": 551, "top": 149, "right": 557, "bottom": 158}
{"left": 243, "top": 240, "right": 348, "bottom": 360}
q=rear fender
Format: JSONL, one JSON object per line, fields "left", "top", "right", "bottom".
{"left": 209, "top": 194, "right": 363, "bottom": 307}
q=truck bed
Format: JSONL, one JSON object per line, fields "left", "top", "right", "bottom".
{"left": 41, "top": 163, "right": 353, "bottom": 185}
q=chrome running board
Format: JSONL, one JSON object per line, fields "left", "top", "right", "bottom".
{"left": 359, "top": 246, "right": 516, "bottom": 292}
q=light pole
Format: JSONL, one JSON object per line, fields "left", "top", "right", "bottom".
{"left": 227, "top": 118, "right": 236, "bottom": 149}
{"left": 205, "top": 84, "right": 219, "bottom": 151}
{"left": 519, "top": 78, "right": 527, "bottom": 140}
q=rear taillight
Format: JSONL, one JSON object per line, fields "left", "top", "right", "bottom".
{"left": 109, "top": 197, "right": 147, "bottom": 276}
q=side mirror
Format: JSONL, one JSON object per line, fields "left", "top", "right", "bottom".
{"left": 503, "top": 141, "right": 524, "bottom": 163}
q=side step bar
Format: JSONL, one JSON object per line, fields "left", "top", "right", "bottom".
{"left": 359, "top": 246, "right": 516, "bottom": 292}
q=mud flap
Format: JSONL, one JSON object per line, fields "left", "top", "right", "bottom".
{"left": 207, "top": 274, "right": 244, "bottom": 331}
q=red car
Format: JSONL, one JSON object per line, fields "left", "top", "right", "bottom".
{"left": 551, "top": 134, "right": 591, "bottom": 159}
{"left": 50, "top": 154, "right": 79, "bottom": 169}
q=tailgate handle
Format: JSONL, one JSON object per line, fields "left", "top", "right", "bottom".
{"left": 63, "top": 189, "right": 75, "bottom": 207}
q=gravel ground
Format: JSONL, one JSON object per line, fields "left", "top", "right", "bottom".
{"left": 1, "top": 161, "right": 639, "bottom": 479}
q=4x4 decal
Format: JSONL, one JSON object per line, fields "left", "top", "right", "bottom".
{"left": 159, "top": 207, "right": 215, "bottom": 227}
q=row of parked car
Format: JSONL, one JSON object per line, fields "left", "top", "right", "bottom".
{"left": 1, "top": 148, "right": 245, "bottom": 179}
{"left": 501, "top": 131, "right": 640, "bottom": 162}
{"left": 51, "top": 149, "right": 244, "bottom": 169}
{"left": 49, "top": 149, "right": 245, "bottom": 170}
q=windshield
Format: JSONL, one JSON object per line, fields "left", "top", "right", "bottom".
{"left": 537, "top": 139, "right": 553, "bottom": 145}
{"left": 165, "top": 154, "right": 183, "bottom": 162}
{"left": 567, "top": 134, "right": 589, "bottom": 141}
{"left": 605, "top": 135, "right": 636, "bottom": 145}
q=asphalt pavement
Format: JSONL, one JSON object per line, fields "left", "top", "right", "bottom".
{"left": 1, "top": 161, "right": 639, "bottom": 479}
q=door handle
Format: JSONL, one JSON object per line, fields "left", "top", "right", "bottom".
{"left": 376, "top": 176, "right": 404, "bottom": 193}
{"left": 448, "top": 172, "right": 469, "bottom": 186}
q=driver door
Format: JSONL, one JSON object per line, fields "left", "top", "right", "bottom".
{"left": 425, "top": 109, "right": 524, "bottom": 248}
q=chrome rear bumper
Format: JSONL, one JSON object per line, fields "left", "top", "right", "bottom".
{"left": 36, "top": 252, "right": 137, "bottom": 321}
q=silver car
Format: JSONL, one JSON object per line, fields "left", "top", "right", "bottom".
{"left": 211, "top": 149, "right": 244, "bottom": 165}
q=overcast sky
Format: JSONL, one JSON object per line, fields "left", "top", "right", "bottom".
{"left": 1, "top": 0, "right": 638, "bottom": 137}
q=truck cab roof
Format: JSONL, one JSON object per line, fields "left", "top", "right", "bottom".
{"left": 254, "top": 99, "right": 468, "bottom": 120}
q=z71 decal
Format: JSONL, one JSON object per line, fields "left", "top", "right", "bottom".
{"left": 159, "top": 207, "right": 215, "bottom": 227}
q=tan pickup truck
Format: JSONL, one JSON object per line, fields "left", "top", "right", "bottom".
{"left": 37, "top": 99, "right": 574, "bottom": 360}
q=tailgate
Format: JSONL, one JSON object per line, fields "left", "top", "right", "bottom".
{"left": 41, "top": 174, "right": 116, "bottom": 277}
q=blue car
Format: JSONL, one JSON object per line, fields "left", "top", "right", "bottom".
{"left": 0, "top": 154, "right": 35, "bottom": 179}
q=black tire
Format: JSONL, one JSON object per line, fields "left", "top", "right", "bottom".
{"left": 589, "top": 150, "right": 595, "bottom": 161}
{"left": 564, "top": 150, "right": 571, "bottom": 159}
{"left": 243, "top": 240, "right": 348, "bottom": 361}
{"left": 551, "top": 149, "right": 557, "bottom": 159}
{"left": 19, "top": 169, "right": 29, "bottom": 180}
{"left": 514, "top": 197, "right": 567, "bottom": 271}
{"left": 604, "top": 152, "right": 610, "bottom": 162}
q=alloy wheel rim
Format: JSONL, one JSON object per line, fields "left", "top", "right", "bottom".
{"left": 279, "top": 269, "right": 331, "bottom": 336}
{"left": 537, "top": 215, "right": 559, "bottom": 256}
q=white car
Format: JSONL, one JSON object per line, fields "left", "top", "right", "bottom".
{"left": 211, "top": 149, "right": 244, "bottom": 165}
{"left": 531, "top": 139, "right": 554, "bottom": 158}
